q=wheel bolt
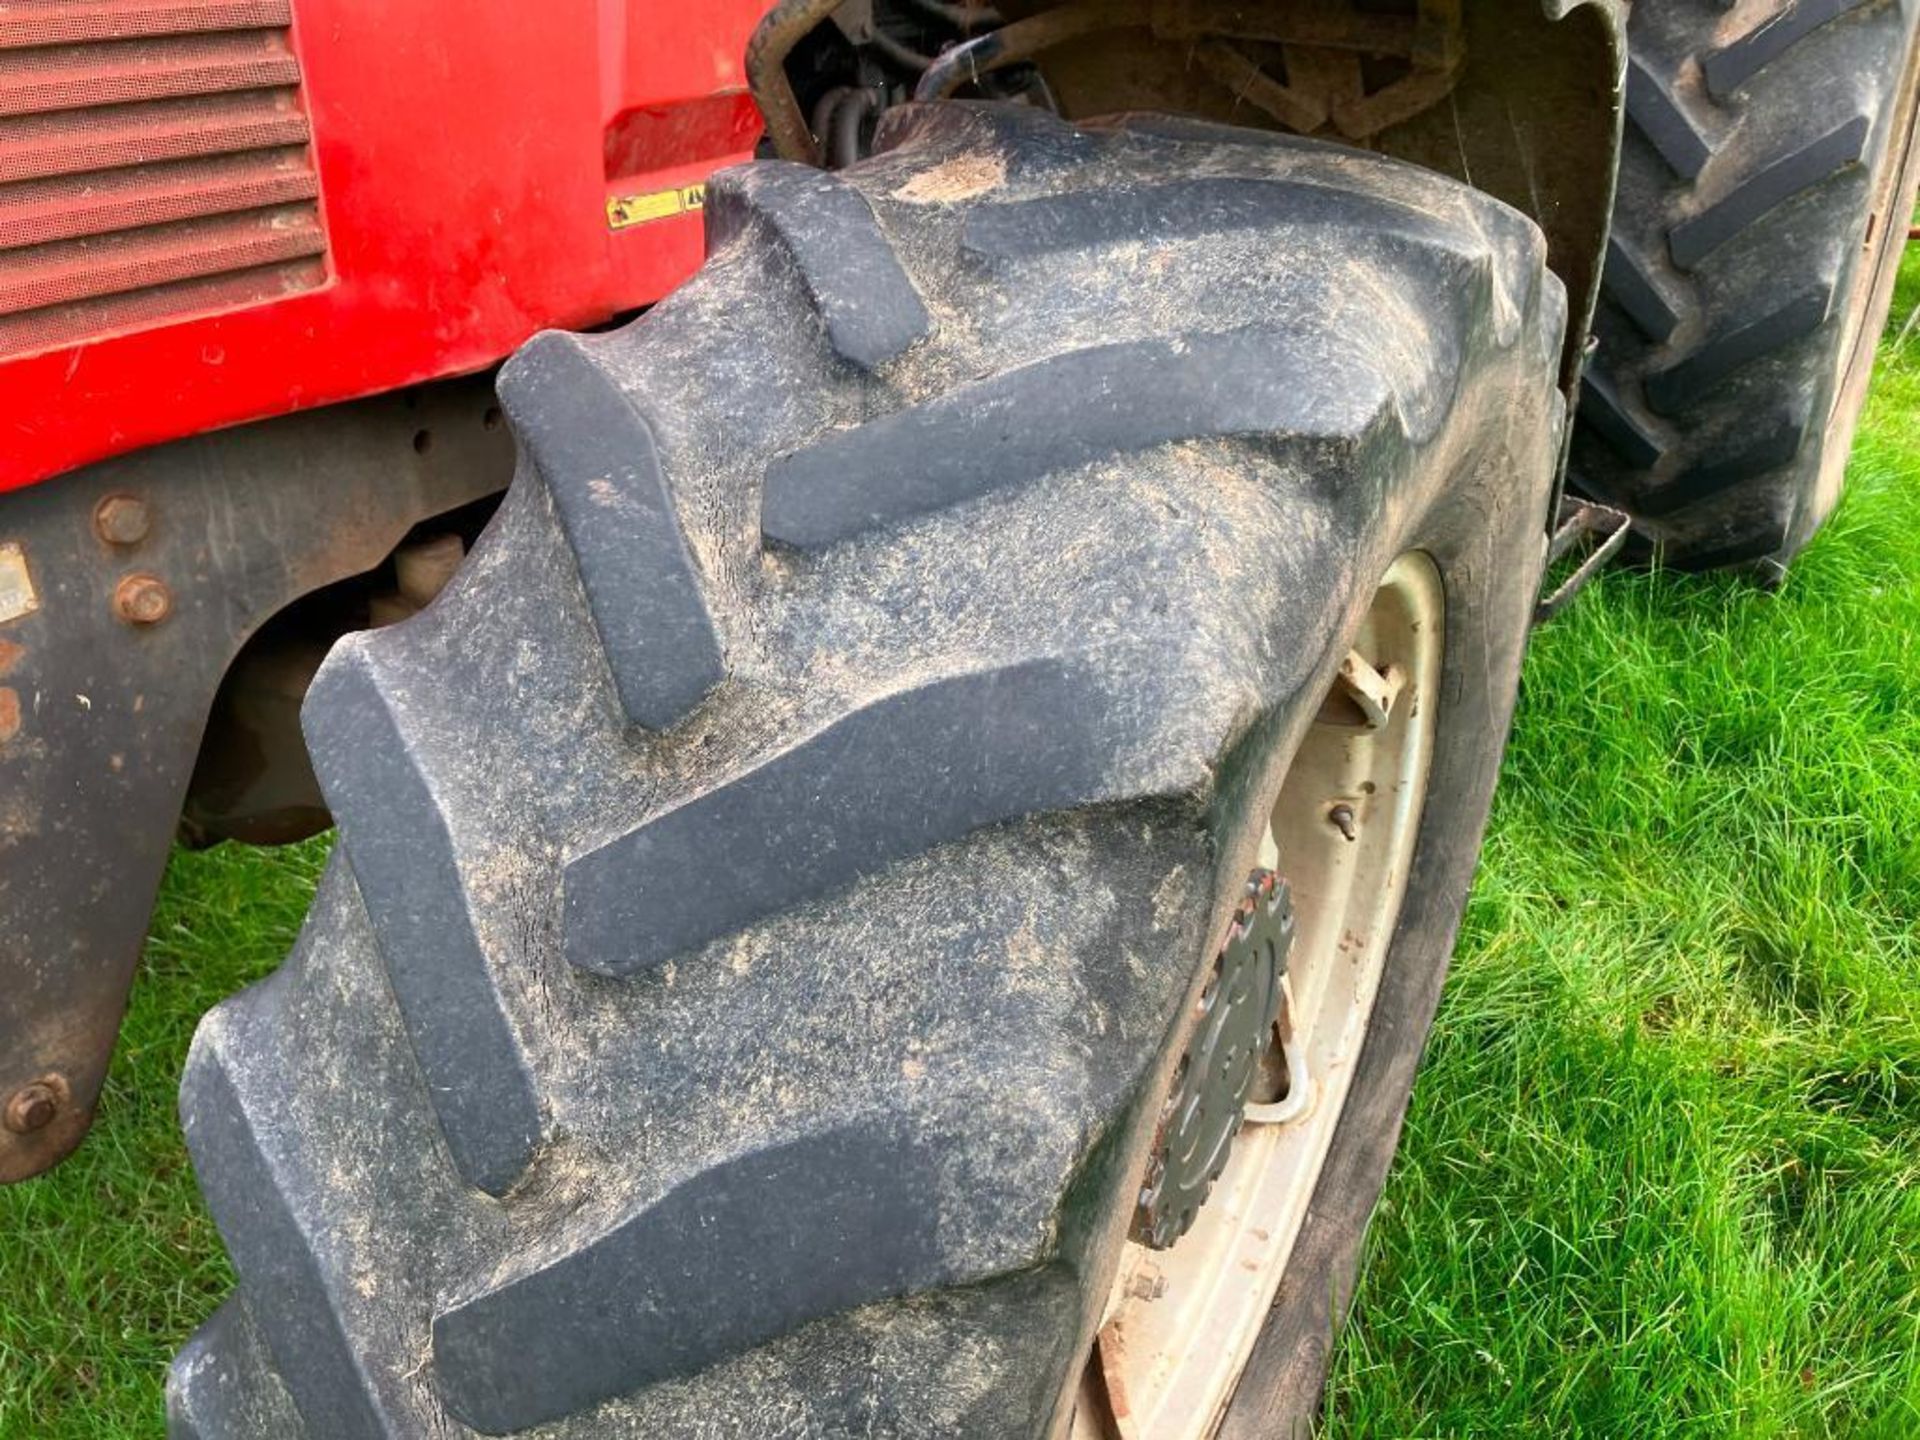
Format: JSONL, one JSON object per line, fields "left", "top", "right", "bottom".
{"left": 1328, "top": 803, "right": 1357, "bottom": 842}
{"left": 93, "top": 494, "right": 151, "bottom": 547}
{"left": 113, "top": 573, "right": 172, "bottom": 625}
{"left": 4, "top": 1080, "right": 60, "bottom": 1135}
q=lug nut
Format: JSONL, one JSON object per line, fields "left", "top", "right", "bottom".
{"left": 93, "top": 494, "right": 151, "bottom": 547}
{"left": 1328, "top": 803, "right": 1358, "bottom": 843}
{"left": 113, "top": 572, "right": 172, "bottom": 625}
{"left": 4, "top": 1080, "right": 60, "bottom": 1135}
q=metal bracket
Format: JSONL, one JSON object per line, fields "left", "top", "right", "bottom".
{"left": 0, "top": 378, "right": 511, "bottom": 1181}
{"left": 1533, "top": 496, "right": 1630, "bottom": 625}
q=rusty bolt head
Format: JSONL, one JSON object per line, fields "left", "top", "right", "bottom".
{"left": 113, "top": 572, "right": 172, "bottom": 625}
{"left": 4, "top": 1080, "right": 61, "bottom": 1135}
{"left": 94, "top": 494, "right": 151, "bottom": 547}
{"left": 1328, "top": 803, "right": 1358, "bottom": 843}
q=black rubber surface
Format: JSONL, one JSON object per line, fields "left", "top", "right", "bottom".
{"left": 169, "top": 1301, "right": 308, "bottom": 1440}
{"left": 304, "top": 645, "right": 545, "bottom": 1198}
{"left": 1602, "top": 234, "right": 1681, "bottom": 345}
{"left": 565, "top": 658, "right": 1139, "bottom": 978}
{"left": 1626, "top": 53, "right": 1712, "bottom": 180}
{"left": 762, "top": 326, "right": 1393, "bottom": 549}
{"left": 1570, "top": 0, "right": 1920, "bottom": 571}
{"left": 499, "top": 330, "right": 726, "bottom": 731}
{"left": 172, "top": 103, "right": 1567, "bottom": 1437}
{"left": 433, "top": 1118, "right": 955, "bottom": 1430}
{"left": 176, "top": 1039, "right": 392, "bottom": 1438}
{"left": 705, "top": 160, "right": 933, "bottom": 371}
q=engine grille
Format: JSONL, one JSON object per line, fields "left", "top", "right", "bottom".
{"left": 0, "top": 0, "right": 327, "bottom": 359}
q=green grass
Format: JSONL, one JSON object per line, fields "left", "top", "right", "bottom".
{"left": 4, "top": 259, "right": 1920, "bottom": 1440}
{"left": 1327, "top": 251, "right": 1920, "bottom": 1437}
{"left": 0, "top": 841, "right": 328, "bottom": 1438}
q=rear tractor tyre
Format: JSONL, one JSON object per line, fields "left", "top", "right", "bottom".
{"left": 168, "top": 104, "right": 1566, "bottom": 1438}
{"left": 1573, "top": 0, "right": 1920, "bottom": 574}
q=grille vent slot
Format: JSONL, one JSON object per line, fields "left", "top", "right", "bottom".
{"left": 0, "top": 1, "right": 327, "bottom": 359}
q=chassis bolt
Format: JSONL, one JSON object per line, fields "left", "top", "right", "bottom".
{"left": 93, "top": 494, "right": 151, "bottom": 547}
{"left": 113, "top": 572, "right": 172, "bottom": 625}
{"left": 4, "top": 1080, "right": 60, "bottom": 1135}
{"left": 1328, "top": 803, "right": 1358, "bottom": 843}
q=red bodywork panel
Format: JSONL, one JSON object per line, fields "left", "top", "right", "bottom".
{"left": 0, "top": 0, "right": 772, "bottom": 492}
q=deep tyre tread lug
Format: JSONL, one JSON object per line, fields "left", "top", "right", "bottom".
{"left": 304, "top": 643, "right": 544, "bottom": 1196}
{"left": 1668, "top": 115, "right": 1870, "bottom": 270}
{"left": 1635, "top": 414, "right": 1809, "bottom": 518}
{"left": 167, "top": 1300, "right": 309, "bottom": 1440}
{"left": 959, "top": 176, "right": 1536, "bottom": 347}
{"left": 1602, "top": 235, "right": 1681, "bottom": 343}
{"left": 181, "top": 1028, "right": 394, "bottom": 1440}
{"left": 763, "top": 327, "right": 1395, "bottom": 550}
{"left": 962, "top": 176, "right": 1451, "bottom": 261}
{"left": 1667, "top": 521, "right": 1794, "bottom": 572}
{"left": 564, "top": 657, "right": 1151, "bottom": 977}
{"left": 1704, "top": 0, "right": 1874, "bottom": 97}
{"left": 706, "top": 160, "right": 933, "bottom": 370}
{"left": 1578, "top": 368, "right": 1666, "bottom": 470}
{"left": 1644, "top": 285, "right": 1832, "bottom": 415}
{"left": 433, "top": 1118, "right": 966, "bottom": 1432}
{"left": 1626, "top": 53, "right": 1713, "bottom": 179}
{"left": 499, "top": 329, "right": 726, "bottom": 731}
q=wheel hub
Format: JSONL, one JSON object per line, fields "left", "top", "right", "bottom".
{"left": 1074, "top": 552, "right": 1445, "bottom": 1440}
{"left": 1133, "top": 870, "right": 1294, "bottom": 1251}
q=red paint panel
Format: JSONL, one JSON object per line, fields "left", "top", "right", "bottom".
{"left": 0, "top": 0, "right": 773, "bottom": 491}
{"left": 604, "top": 89, "right": 764, "bottom": 179}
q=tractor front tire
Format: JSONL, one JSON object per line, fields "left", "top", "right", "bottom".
{"left": 168, "top": 105, "right": 1565, "bottom": 1438}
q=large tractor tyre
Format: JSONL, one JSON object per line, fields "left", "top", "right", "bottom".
{"left": 1571, "top": 0, "right": 1920, "bottom": 575}
{"left": 166, "top": 105, "right": 1566, "bottom": 1439}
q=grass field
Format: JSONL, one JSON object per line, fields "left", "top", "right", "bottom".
{"left": 4, "top": 257, "right": 1919, "bottom": 1439}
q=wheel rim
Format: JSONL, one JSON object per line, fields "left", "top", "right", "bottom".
{"left": 1816, "top": 29, "right": 1920, "bottom": 525}
{"left": 1072, "top": 552, "right": 1445, "bottom": 1440}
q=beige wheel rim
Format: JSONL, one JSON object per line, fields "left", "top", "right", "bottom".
{"left": 1072, "top": 552, "right": 1445, "bottom": 1440}
{"left": 1814, "top": 31, "right": 1920, "bottom": 528}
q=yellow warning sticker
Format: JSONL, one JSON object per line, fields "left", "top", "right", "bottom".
{"left": 606, "top": 183, "right": 708, "bottom": 231}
